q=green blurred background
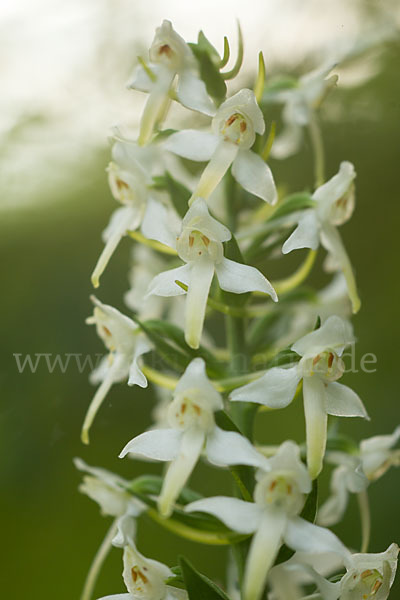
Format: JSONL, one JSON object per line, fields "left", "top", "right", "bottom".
{"left": 1, "top": 1, "right": 400, "bottom": 598}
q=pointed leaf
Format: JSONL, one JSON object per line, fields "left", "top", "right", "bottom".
{"left": 189, "top": 45, "right": 227, "bottom": 103}
{"left": 179, "top": 556, "right": 232, "bottom": 600}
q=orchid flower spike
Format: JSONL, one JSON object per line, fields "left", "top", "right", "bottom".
{"left": 119, "top": 358, "right": 270, "bottom": 518}
{"left": 97, "top": 516, "right": 188, "bottom": 600}
{"left": 318, "top": 425, "right": 400, "bottom": 527}
{"left": 142, "top": 197, "right": 277, "bottom": 349}
{"left": 129, "top": 20, "right": 215, "bottom": 146}
{"left": 81, "top": 296, "right": 151, "bottom": 444}
{"left": 185, "top": 441, "right": 351, "bottom": 600}
{"left": 282, "top": 161, "right": 361, "bottom": 312}
{"left": 231, "top": 316, "right": 369, "bottom": 479}
{"left": 165, "top": 88, "right": 277, "bottom": 205}
{"left": 270, "top": 64, "right": 338, "bottom": 159}
{"left": 74, "top": 458, "right": 144, "bottom": 519}
{"left": 91, "top": 141, "right": 166, "bottom": 288}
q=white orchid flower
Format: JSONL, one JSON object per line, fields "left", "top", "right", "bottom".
{"left": 318, "top": 426, "right": 400, "bottom": 526}
{"left": 231, "top": 316, "right": 368, "bottom": 479}
{"left": 270, "top": 64, "right": 337, "bottom": 160}
{"left": 164, "top": 89, "right": 277, "bottom": 205}
{"left": 91, "top": 141, "right": 165, "bottom": 288}
{"left": 185, "top": 441, "right": 351, "bottom": 600}
{"left": 142, "top": 197, "right": 277, "bottom": 348}
{"left": 129, "top": 20, "right": 215, "bottom": 146}
{"left": 119, "top": 358, "right": 270, "bottom": 518}
{"left": 124, "top": 245, "right": 166, "bottom": 320}
{"left": 74, "top": 458, "right": 144, "bottom": 519}
{"left": 81, "top": 296, "right": 151, "bottom": 444}
{"left": 306, "top": 543, "right": 399, "bottom": 600}
{"left": 97, "top": 516, "right": 188, "bottom": 600}
{"left": 282, "top": 161, "right": 360, "bottom": 313}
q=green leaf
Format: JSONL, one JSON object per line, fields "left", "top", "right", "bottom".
{"left": 189, "top": 44, "right": 227, "bottom": 103}
{"left": 179, "top": 556, "right": 232, "bottom": 600}
{"left": 152, "top": 172, "right": 191, "bottom": 218}
{"left": 197, "top": 31, "right": 220, "bottom": 63}
{"left": 268, "top": 192, "right": 315, "bottom": 222}
{"left": 142, "top": 319, "right": 226, "bottom": 378}
{"left": 152, "top": 128, "right": 178, "bottom": 142}
{"left": 326, "top": 434, "right": 359, "bottom": 454}
{"left": 266, "top": 348, "right": 299, "bottom": 369}
{"left": 129, "top": 475, "right": 202, "bottom": 505}
{"left": 132, "top": 315, "right": 190, "bottom": 372}
{"left": 247, "top": 312, "right": 285, "bottom": 355}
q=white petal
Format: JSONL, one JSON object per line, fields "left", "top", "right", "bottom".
{"left": 164, "top": 130, "right": 218, "bottom": 162}
{"left": 127, "top": 337, "right": 151, "bottom": 387}
{"left": 284, "top": 516, "right": 351, "bottom": 561}
{"left": 175, "top": 358, "right": 223, "bottom": 411}
{"left": 303, "top": 376, "right": 328, "bottom": 479}
{"left": 243, "top": 510, "right": 287, "bottom": 600}
{"left": 191, "top": 140, "right": 239, "bottom": 202}
{"left": 266, "top": 440, "right": 311, "bottom": 494}
{"left": 184, "top": 258, "right": 215, "bottom": 349}
{"left": 313, "top": 161, "right": 356, "bottom": 206}
{"left": 215, "top": 257, "right": 277, "bottom": 301}
{"left": 185, "top": 496, "right": 262, "bottom": 535}
{"left": 146, "top": 263, "right": 191, "bottom": 297}
{"left": 350, "top": 543, "right": 400, "bottom": 584}
{"left": 270, "top": 123, "right": 303, "bottom": 159}
{"left": 320, "top": 223, "right": 361, "bottom": 313}
{"left": 97, "top": 595, "right": 132, "bottom": 600}
{"left": 292, "top": 315, "right": 354, "bottom": 358}
{"left": 360, "top": 426, "right": 400, "bottom": 479}
{"left": 81, "top": 355, "right": 129, "bottom": 444}
{"left": 282, "top": 210, "right": 320, "bottom": 254}
{"left": 182, "top": 197, "right": 231, "bottom": 243}
{"left": 177, "top": 70, "right": 216, "bottom": 116}
{"left": 230, "top": 366, "right": 300, "bottom": 409}
{"left": 218, "top": 89, "right": 265, "bottom": 135}
{"left": 206, "top": 427, "right": 271, "bottom": 470}
{"left": 325, "top": 382, "right": 368, "bottom": 419}
{"left": 141, "top": 197, "right": 179, "bottom": 249}
{"left": 119, "top": 429, "right": 183, "bottom": 461}
{"left": 91, "top": 206, "right": 142, "bottom": 288}
{"left": 127, "top": 62, "right": 164, "bottom": 92}
{"left": 158, "top": 428, "right": 205, "bottom": 517}
{"left": 138, "top": 70, "right": 174, "bottom": 146}
{"left": 232, "top": 150, "right": 277, "bottom": 204}
{"left": 317, "top": 466, "right": 352, "bottom": 527}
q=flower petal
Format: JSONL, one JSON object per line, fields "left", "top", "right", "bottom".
{"left": 175, "top": 358, "right": 223, "bottom": 411}
{"left": 292, "top": 315, "right": 354, "bottom": 358}
{"left": 313, "top": 161, "right": 356, "bottom": 206}
{"left": 317, "top": 466, "right": 352, "bottom": 527}
{"left": 138, "top": 70, "right": 174, "bottom": 146}
{"left": 206, "top": 427, "right": 271, "bottom": 470}
{"left": 164, "top": 130, "right": 219, "bottom": 162}
{"left": 96, "top": 595, "right": 132, "bottom": 600}
{"left": 215, "top": 257, "right": 277, "bottom": 301}
{"left": 270, "top": 123, "right": 303, "bottom": 159}
{"left": 141, "top": 197, "right": 179, "bottom": 248}
{"left": 230, "top": 366, "right": 300, "bottom": 409}
{"left": 119, "top": 429, "right": 183, "bottom": 461}
{"left": 320, "top": 223, "right": 361, "bottom": 313}
{"left": 158, "top": 428, "right": 205, "bottom": 517}
{"left": 303, "top": 376, "right": 328, "bottom": 479}
{"left": 177, "top": 70, "right": 216, "bottom": 116}
{"left": 243, "top": 510, "right": 287, "bottom": 600}
{"left": 146, "top": 263, "right": 191, "bottom": 297}
{"left": 127, "top": 337, "right": 151, "bottom": 387}
{"left": 282, "top": 210, "right": 320, "bottom": 255}
{"left": 284, "top": 516, "right": 351, "bottom": 562}
{"left": 182, "top": 197, "right": 231, "bottom": 243}
{"left": 91, "top": 206, "right": 142, "bottom": 288}
{"left": 191, "top": 140, "right": 239, "bottom": 203}
{"left": 185, "top": 258, "right": 215, "bottom": 349}
{"left": 185, "top": 496, "right": 262, "bottom": 535}
{"left": 325, "top": 382, "right": 369, "bottom": 419}
{"left": 218, "top": 89, "right": 265, "bottom": 135}
{"left": 231, "top": 150, "right": 277, "bottom": 204}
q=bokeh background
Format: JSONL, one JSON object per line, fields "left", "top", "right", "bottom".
{"left": 1, "top": 0, "right": 400, "bottom": 598}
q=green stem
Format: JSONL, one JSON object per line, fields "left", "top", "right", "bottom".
{"left": 80, "top": 518, "right": 119, "bottom": 600}
{"left": 308, "top": 114, "right": 325, "bottom": 188}
{"left": 357, "top": 489, "right": 371, "bottom": 553}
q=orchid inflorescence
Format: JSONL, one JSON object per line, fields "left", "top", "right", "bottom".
{"left": 75, "top": 20, "right": 399, "bottom": 600}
